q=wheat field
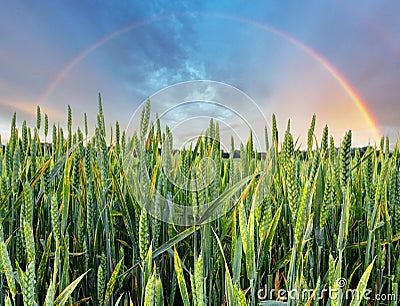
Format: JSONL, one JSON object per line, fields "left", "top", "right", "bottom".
{"left": 0, "top": 97, "right": 399, "bottom": 305}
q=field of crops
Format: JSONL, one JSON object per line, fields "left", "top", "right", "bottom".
{"left": 0, "top": 98, "right": 399, "bottom": 305}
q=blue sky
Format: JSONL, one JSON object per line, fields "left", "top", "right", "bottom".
{"left": 0, "top": 1, "right": 399, "bottom": 148}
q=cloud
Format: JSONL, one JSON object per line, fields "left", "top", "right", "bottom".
{"left": 0, "top": 1, "right": 399, "bottom": 148}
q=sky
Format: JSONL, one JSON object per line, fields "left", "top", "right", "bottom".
{"left": 0, "top": 0, "right": 399, "bottom": 150}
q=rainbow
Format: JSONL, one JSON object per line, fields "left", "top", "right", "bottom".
{"left": 230, "top": 14, "right": 382, "bottom": 140}
{"left": 39, "top": 12, "right": 382, "bottom": 140}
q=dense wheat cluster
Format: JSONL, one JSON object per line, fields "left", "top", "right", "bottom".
{"left": 0, "top": 97, "right": 399, "bottom": 305}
